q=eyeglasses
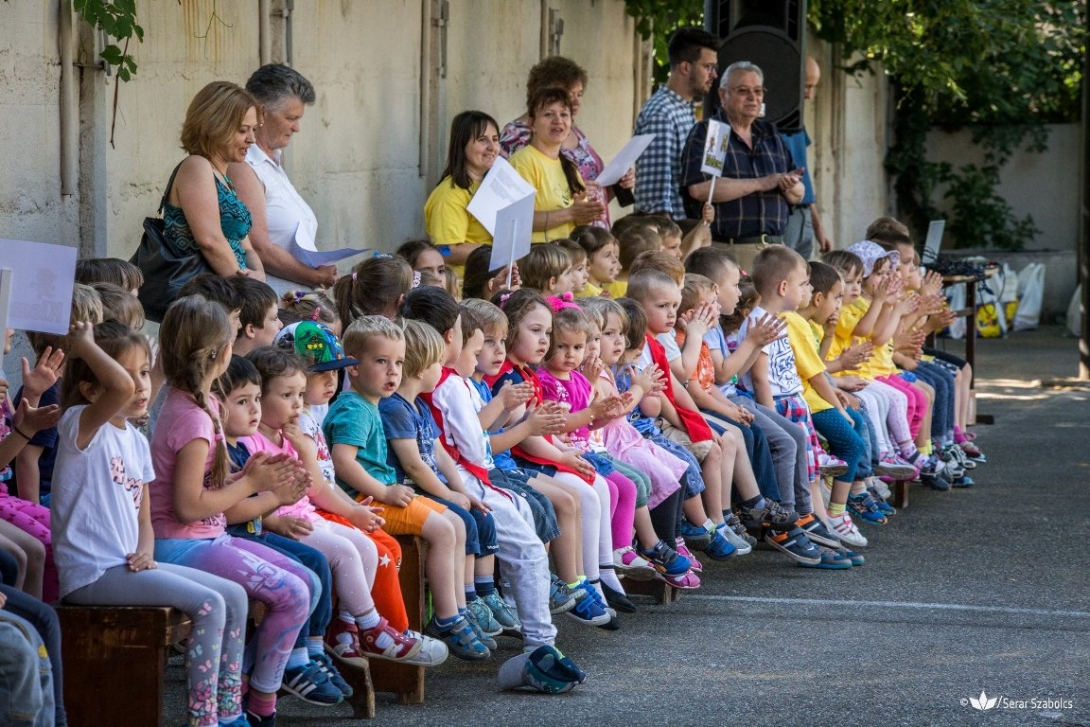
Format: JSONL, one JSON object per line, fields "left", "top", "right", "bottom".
{"left": 730, "top": 86, "right": 766, "bottom": 97}
{"left": 700, "top": 63, "right": 719, "bottom": 73}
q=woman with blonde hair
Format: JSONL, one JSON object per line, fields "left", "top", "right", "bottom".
{"left": 165, "top": 81, "right": 266, "bottom": 280}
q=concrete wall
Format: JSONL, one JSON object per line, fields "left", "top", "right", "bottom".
{"left": 0, "top": 0, "right": 641, "bottom": 261}
{"left": 925, "top": 124, "right": 1080, "bottom": 253}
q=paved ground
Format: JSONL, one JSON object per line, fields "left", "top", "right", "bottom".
{"left": 164, "top": 326, "right": 1090, "bottom": 727}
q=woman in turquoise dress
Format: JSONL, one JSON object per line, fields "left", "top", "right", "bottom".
{"left": 165, "top": 81, "right": 266, "bottom": 280}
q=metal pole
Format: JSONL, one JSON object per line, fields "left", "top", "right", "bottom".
{"left": 1081, "top": 1, "right": 1090, "bottom": 379}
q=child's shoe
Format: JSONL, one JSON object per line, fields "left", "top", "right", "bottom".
{"left": 564, "top": 580, "right": 612, "bottom": 627}
{"left": 639, "top": 540, "right": 700, "bottom": 589}
{"left": 281, "top": 660, "right": 343, "bottom": 706}
{"left": 466, "top": 597, "right": 503, "bottom": 636}
{"left": 717, "top": 523, "right": 753, "bottom": 555}
{"left": 325, "top": 619, "right": 368, "bottom": 669}
{"left": 400, "top": 629, "right": 449, "bottom": 666}
{"left": 739, "top": 500, "right": 798, "bottom": 532}
{"left": 481, "top": 591, "right": 521, "bottom": 630}
{"left": 846, "top": 493, "right": 888, "bottom": 525}
{"left": 310, "top": 651, "right": 353, "bottom": 697}
{"left": 874, "top": 453, "right": 917, "bottom": 480}
{"left": 867, "top": 476, "right": 893, "bottom": 501}
{"left": 701, "top": 527, "right": 737, "bottom": 561}
{"left": 674, "top": 537, "right": 703, "bottom": 573}
{"left": 951, "top": 473, "right": 975, "bottom": 488}
{"left": 837, "top": 547, "right": 865, "bottom": 566}
{"left": 726, "top": 513, "right": 758, "bottom": 547}
{"left": 818, "top": 453, "right": 849, "bottom": 478}
{"left": 866, "top": 486, "right": 897, "bottom": 516}
{"left": 424, "top": 614, "right": 491, "bottom": 661}
{"left": 763, "top": 527, "right": 822, "bottom": 565}
{"left": 678, "top": 520, "right": 713, "bottom": 550}
{"left": 358, "top": 617, "right": 426, "bottom": 663}
{"left": 245, "top": 710, "right": 276, "bottom": 727}
{"left": 796, "top": 512, "right": 841, "bottom": 549}
{"left": 796, "top": 545, "right": 853, "bottom": 570}
{"left": 959, "top": 440, "right": 985, "bottom": 461}
{"left": 613, "top": 546, "right": 657, "bottom": 581}
{"left": 601, "top": 581, "right": 636, "bottom": 614}
{"left": 549, "top": 576, "right": 576, "bottom": 615}
{"left": 827, "top": 513, "right": 868, "bottom": 548}
{"left": 464, "top": 602, "right": 500, "bottom": 650}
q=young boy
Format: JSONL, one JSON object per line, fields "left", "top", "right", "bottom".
{"left": 741, "top": 247, "right": 843, "bottom": 566}
{"left": 323, "top": 315, "right": 487, "bottom": 660}
{"left": 230, "top": 277, "right": 283, "bottom": 355}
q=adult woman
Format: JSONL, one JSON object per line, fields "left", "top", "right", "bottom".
{"left": 166, "top": 81, "right": 265, "bottom": 280}
{"left": 229, "top": 64, "right": 337, "bottom": 295}
{"left": 423, "top": 110, "right": 502, "bottom": 272}
{"left": 508, "top": 88, "right": 604, "bottom": 243}
{"left": 501, "top": 56, "right": 633, "bottom": 227}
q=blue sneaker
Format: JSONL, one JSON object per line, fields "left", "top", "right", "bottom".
{"left": 764, "top": 527, "right": 822, "bottom": 566}
{"left": 847, "top": 493, "right": 888, "bottom": 525}
{"left": 837, "top": 547, "right": 865, "bottom": 566}
{"left": 867, "top": 486, "right": 897, "bottom": 516}
{"left": 797, "top": 512, "right": 841, "bottom": 549}
{"left": 464, "top": 603, "right": 499, "bottom": 650}
{"left": 311, "top": 651, "right": 353, "bottom": 698}
{"left": 797, "top": 546, "right": 853, "bottom": 570}
{"left": 549, "top": 576, "right": 576, "bottom": 615}
{"left": 637, "top": 539, "right": 690, "bottom": 577}
{"left": 466, "top": 597, "right": 503, "bottom": 636}
{"left": 481, "top": 591, "right": 521, "bottom": 630}
{"left": 281, "top": 660, "right": 343, "bottom": 706}
{"left": 424, "top": 614, "right": 490, "bottom": 661}
{"left": 564, "top": 581, "right": 612, "bottom": 627}
{"left": 702, "top": 527, "right": 737, "bottom": 561}
{"left": 952, "top": 474, "right": 975, "bottom": 488}
{"left": 678, "top": 520, "right": 713, "bottom": 550}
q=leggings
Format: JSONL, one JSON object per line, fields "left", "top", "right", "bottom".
{"left": 300, "top": 519, "right": 379, "bottom": 620}
{"left": 65, "top": 564, "right": 247, "bottom": 727}
{"left": 156, "top": 535, "right": 311, "bottom": 694}
{"left": 811, "top": 408, "right": 867, "bottom": 483}
{"left": 854, "top": 386, "right": 894, "bottom": 455}
{"left": 1, "top": 584, "right": 66, "bottom": 727}
{"left": 604, "top": 455, "right": 651, "bottom": 508}
{"left": 0, "top": 492, "right": 58, "bottom": 603}
{"left": 868, "top": 379, "right": 913, "bottom": 450}
{"left": 648, "top": 489, "right": 684, "bottom": 544}
{"left": 0, "top": 547, "right": 17, "bottom": 586}
{"left": 602, "top": 470, "right": 637, "bottom": 553}
{"left": 877, "top": 374, "right": 926, "bottom": 440}
{"left": 914, "top": 361, "right": 955, "bottom": 443}
{"left": 549, "top": 472, "right": 611, "bottom": 583}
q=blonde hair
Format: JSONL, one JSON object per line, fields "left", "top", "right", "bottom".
{"left": 578, "top": 296, "right": 627, "bottom": 333}
{"left": 519, "top": 244, "right": 573, "bottom": 293}
{"left": 402, "top": 319, "right": 445, "bottom": 378}
{"left": 159, "top": 295, "right": 234, "bottom": 486}
{"left": 92, "top": 282, "right": 146, "bottom": 331}
{"left": 460, "top": 298, "right": 507, "bottom": 336}
{"left": 342, "top": 314, "right": 404, "bottom": 360}
{"left": 679, "top": 273, "right": 716, "bottom": 316}
{"left": 28, "top": 282, "right": 103, "bottom": 355}
{"left": 180, "top": 81, "right": 260, "bottom": 160}
{"left": 629, "top": 250, "right": 685, "bottom": 285}
{"left": 281, "top": 289, "right": 338, "bottom": 327}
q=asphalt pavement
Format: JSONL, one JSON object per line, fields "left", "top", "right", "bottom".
{"left": 165, "top": 325, "right": 1090, "bottom": 727}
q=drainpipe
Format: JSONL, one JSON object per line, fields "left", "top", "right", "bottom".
{"left": 59, "top": 1, "right": 78, "bottom": 196}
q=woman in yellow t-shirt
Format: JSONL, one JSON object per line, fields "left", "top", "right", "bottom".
{"left": 424, "top": 110, "right": 502, "bottom": 273}
{"left": 508, "top": 88, "right": 604, "bottom": 243}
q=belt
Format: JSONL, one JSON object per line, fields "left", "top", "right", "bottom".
{"left": 713, "top": 234, "right": 784, "bottom": 246}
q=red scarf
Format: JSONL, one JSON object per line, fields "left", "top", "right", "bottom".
{"left": 646, "top": 334, "right": 713, "bottom": 443}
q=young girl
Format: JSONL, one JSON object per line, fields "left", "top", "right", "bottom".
{"left": 331, "top": 255, "right": 414, "bottom": 327}
{"left": 149, "top": 295, "right": 318, "bottom": 727}
{"left": 518, "top": 245, "right": 578, "bottom": 297}
{"left": 280, "top": 289, "right": 340, "bottom": 335}
{"left": 556, "top": 239, "right": 591, "bottom": 297}
{"left": 537, "top": 303, "right": 641, "bottom": 612}
{"left": 580, "top": 299, "right": 699, "bottom": 588}
{"left": 239, "top": 347, "right": 438, "bottom": 667}
{"left": 395, "top": 239, "right": 447, "bottom": 281}
{"left": 486, "top": 289, "right": 615, "bottom": 622}
{"left": 572, "top": 225, "right": 621, "bottom": 297}
{"left": 52, "top": 321, "right": 250, "bottom": 727}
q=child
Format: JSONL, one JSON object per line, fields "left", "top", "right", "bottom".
{"left": 461, "top": 245, "right": 521, "bottom": 302}
{"left": 229, "top": 278, "right": 283, "bottom": 356}
{"left": 487, "top": 289, "right": 617, "bottom": 623}
{"left": 279, "top": 289, "right": 340, "bottom": 334}
{"left": 579, "top": 297, "right": 699, "bottom": 587}
{"left": 518, "top": 245, "right": 578, "bottom": 297}
{"left": 616, "top": 223, "right": 662, "bottom": 288}
{"left": 323, "top": 315, "right": 488, "bottom": 660}
{"left": 459, "top": 299, "right": 612, "bottom": 624}
{"left": 405, "top": 292, "right": 589, "bottom": 690}
{"left": 646, "top": 216, "right": 685, "bottom": 259}
{"left": 396, "top": 239, "right": 447, "bottom": 280}
{"left": 377, "top": 317, "right": 502, "bottom": 651}
{"left": 52, "top": 321, "right": 251, "bottom": 727}
{"left": 149, "top": 295, "right": 317, "bottom": 726}
{"left": 239, "top": 347, "right": 439, "bottom": 669}
{"left": 1, "top": 331, "right": 63, "bottom": 600}
{"left": 331, "top": 255, "right": 414, "bottom": 326}
{"left": 75, "top": 257, "right": 143, "bottom": 293}
{"left": 556, "top": 239, "right": 591, "bottom": 297}
{"left": 272, "top": 322, "right": 447, "bottom": 666}
{"left": 742, "top": 247, "right": 848, "bottom": 567}
{"left": 90, "top": 282, "right": 146, "bottom": 330}
{"left": 571, "top": 225, "right": 620, "bottom": 297}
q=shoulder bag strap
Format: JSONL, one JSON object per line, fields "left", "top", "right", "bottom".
{"left": 157, "top": 161, "right": 185, "bottom": 215}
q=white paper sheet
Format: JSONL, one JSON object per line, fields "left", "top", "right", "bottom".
{"left": 596, "top": 134, "right": 655, "bottom": 187}
{"left": 467, "top": 157, "right": 537, "bottom": 237}
{"left": 700, "top": 120, "right": 731, "bottom": 177}
{"left": 0, "top": 239, "right": 78, "bottom": 336}
{"left": 488, "top": 193, "right": 536, "bottom": 279}
{"left": 287, "top": 224, "right": 370, "bottom": 267}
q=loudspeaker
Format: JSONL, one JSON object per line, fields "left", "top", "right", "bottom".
{"left": 704, "top": 0, "right": 807, "bottom": 131}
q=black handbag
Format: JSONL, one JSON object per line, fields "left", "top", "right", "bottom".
{"left": 129, "top": 162, "right": 213, "bottom": 322}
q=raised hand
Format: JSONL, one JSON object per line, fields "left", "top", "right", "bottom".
{"left": 747, "top": 312, "right": 787, "bottom": 346}
{"left": 21, "top": 346, "right": 66, "bottom": 398}
{"left": 12, "top": 398, "right": 61, "bottom": 434}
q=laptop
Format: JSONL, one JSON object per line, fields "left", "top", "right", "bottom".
{"left": 921, "top": 219, "right": 945, "bottom": 266}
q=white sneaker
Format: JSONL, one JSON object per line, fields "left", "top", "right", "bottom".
{"left": 400, "top": 630, "right": 449, "bottom": 667}
{"left": 828, "top": 513, "right": 868, "bottom": 548}
{"left": 717, "top": 525, "right": 753, "bottom": 556}
{"left": 868, "top": 476, "right": 892, "bottom": 500}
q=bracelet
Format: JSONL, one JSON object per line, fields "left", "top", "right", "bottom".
{"left": 13, "top": 426, "right": 33, "bottom": 441}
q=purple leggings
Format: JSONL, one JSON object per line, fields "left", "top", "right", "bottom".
{"left": 604, "top": 471, "right": 637, "bottom": 551}
{"left": 0, "top": 490, "right": 58, "bottom": 602}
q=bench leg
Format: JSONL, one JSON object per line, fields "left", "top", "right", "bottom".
{"left": 370, "top": 536, "right": 426, "bottom": 704}
{"left": 622, "top": 577, "right": 678, "bottom": 605}
{"left": 891, "top": 479, "right": 910, "bottom": 509}
{"left": 343, "top": 662, "right": 377, "bottom": 719}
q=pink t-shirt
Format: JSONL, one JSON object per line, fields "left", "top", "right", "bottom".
{"left": 240, "top": 430, "right": 316, "bottom": 522}
{"left": 538, "top": 368, "right": 594, "bottom": 452}
{"left": 149, "top": 388, "right": 226, "bottom": 540}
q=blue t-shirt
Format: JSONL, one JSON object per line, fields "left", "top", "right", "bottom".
{"left": 779, "top": 129, "right": 815, "bottom": 205}
{"left": 323, "top": 390, "right": 397, "bottom": 495}
{"left": 378, "top": 392, "right": 447, "bottom": 489}
{"left": 469, "top": 378, "right": 518, "bottom": 471}
{"left": 12, "top": 382, "right": 60, "bottom": 502}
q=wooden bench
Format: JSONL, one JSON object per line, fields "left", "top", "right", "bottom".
{"left": 622, "top": 576, "right": 680, "bottom": 604}
{"left": 56, "top": 605, "right": 192, "bottom": 727}
{"left": 369, "top": 534, "right": 428, "bottom": 704}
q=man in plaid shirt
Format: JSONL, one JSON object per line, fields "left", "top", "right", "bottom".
{"left": 680, "top": 61, "right": 803, "bottom": 269}
{"left": 633, "top": 27, "right": 721, "bottom": 220}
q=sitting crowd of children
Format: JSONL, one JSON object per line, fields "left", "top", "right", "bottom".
{"left": 0, "top": 213, "right": 986, "bottom": 726}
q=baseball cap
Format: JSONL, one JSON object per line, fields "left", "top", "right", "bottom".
{"left": 274, "top": 321, "right": 358, "bottom": 372}
{"left": 496, "top": 645, "right": 586, "bottom": 694}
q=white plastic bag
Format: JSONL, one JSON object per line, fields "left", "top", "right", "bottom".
{"left": 1066, "top": 283, "right": 1082, "bottom": 337}
{"left": 998, "top": 263, "right": 1019, "bottom": 327}
{"left": 945, "top": 282, "right": 967, "bottom": 340}
{"left": 1013, "top": 262, "right": 1045, "bottom": 331}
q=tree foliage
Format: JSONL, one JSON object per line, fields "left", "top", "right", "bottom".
{"left": 72, "top": 0, "right": 142, "bottom": 81}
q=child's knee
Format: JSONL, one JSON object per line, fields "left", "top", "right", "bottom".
{"left": 423, "top": 512, "right": 457, "bottom": 549}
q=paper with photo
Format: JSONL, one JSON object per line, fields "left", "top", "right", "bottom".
{"left": 700, "top": 120, "right": 731, "bottom": 177}
{"left": 0, "top": 239, "right": 77, "bottom": 337}
{"left": 468, "top": 157, "right": 536, "bottom": 236}
{"left": 288, "top": 223, "right": 370, "bottom": 267}
{"left": 488, "top": 193, "right": 536, "bottom": 277}
{"left": 596, "top": 134, "right": 654, "bottom": 187}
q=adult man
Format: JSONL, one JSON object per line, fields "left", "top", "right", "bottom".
{"left": 680, "top": 61, "right": 803, "bottom": 271}
{"left": 780, "top": 57, "right": 833, "bottom": 259}
{"left": 633, "top": 27, "right": 721, "bottom": 220}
